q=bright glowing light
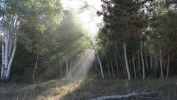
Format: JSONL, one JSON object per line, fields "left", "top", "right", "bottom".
{"left": 61, "top": 0, "right": 103, "bottom": 39}
{"left": 61, "top": 0, "right": 103, "bottom": 80}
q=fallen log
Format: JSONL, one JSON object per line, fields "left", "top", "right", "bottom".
{"left": 91, "top": 92, "right": 160, "bottom": 100}
{"left": 91, "top": 92, "right": 138, "bottom": 100}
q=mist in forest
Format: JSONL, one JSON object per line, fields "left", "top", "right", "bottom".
{"left": 0, "top": 0, "right": 177, "bottom": 100}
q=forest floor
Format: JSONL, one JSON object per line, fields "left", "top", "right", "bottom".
{"left": 0, "top": 76, "right": 177, "bottom": 100}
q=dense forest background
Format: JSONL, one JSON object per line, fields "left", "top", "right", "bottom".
{"left": 0, "top": 0, "right": 177, "bottom": 82}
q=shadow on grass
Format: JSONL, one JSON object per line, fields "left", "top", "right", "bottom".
{"left": 0, "top": 77, "right": 177, "bottom": 100}
{"left": 61, "top": 77, "right": 177, "bottom": 100}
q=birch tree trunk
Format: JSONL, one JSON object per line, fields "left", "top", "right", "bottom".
{"left": 1, "top": 37, "right": 5, "bottom": 79}
{"left": 4, "top": 31, "right": 9, "bottom": 78}
{"left": 138, "top": 53, "right": 141, "bottom": 78}
{"left": 123, "top": 42, "right": 131, "bottom": 80}
{"left": 140, "top": 42, "right": 145, "bottom": 79}
{"left": 96, "top": 55, "right": 104, "bottom": 79}
{"left": 6, "top": 34, "right": 17, "bottom": 78}
{"left": 89, "top": 38, "right": 104, "bottom": 79}
{"left": 132, "top": 54, "right": 137, "bottom": 79}
{"left": 32, "top": 56, "right": 39, "bottom": 81}
{"left": 1, "top": 15, "right": 19, "bottom": 80}
{"left": 1, "top": 31, "right": 17, "bottom": 79}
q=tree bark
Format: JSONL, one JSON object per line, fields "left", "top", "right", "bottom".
{"left": 138, "top": 53, "right": 141, "bottom": 78}
{"left": 123, "top": 42, "right": 131, "bottom": 80}
{"left": 32, "top": 56, "right": 39, "bottom": 81}
{"left": 132, "top": 54, "right": 137, "bottom": 79}
{"left": 140, "top": 42, "right": 145, "bottom": 79}
{"left": 4, "top": 31, "right": 9, "bottom": 79}
{"left": 1, "top": 38, "right": 5, "bottom": 79}
{"left": 6, "top": 34, "right": 17, "bottom": 78}
{"left": 96, "top": 55, "right": 104, "bottom": 79}
{"left": 89, "top": 37, "right": 104, "bottom": 79}
{"left": 1, "top": 15, "right": 19, "bottom": 80}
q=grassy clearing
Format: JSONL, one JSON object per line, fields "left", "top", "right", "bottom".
{"left": 0, "top": 77, "right": 177, "bottom": 100}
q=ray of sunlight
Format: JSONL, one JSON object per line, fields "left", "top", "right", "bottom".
{"left": 64, "top": 49, "right": 95, "bottom": 80}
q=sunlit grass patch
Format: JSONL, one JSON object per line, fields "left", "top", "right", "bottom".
{"left": 37, "top": 80, "right": 83, "bottom": 100}
{"left": 0, "top": 78, "right": 177, "bottom": 100}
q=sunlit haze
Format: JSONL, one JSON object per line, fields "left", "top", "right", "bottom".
{"left": 61, "top": 0, "right": 103, "bottom": 39}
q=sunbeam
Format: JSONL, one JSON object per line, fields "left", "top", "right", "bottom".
{"left": 64, "top": 49, "right": 95, "bottom": 80}
{"left": 60, "top": 0, "right": 102, "bottom": 80}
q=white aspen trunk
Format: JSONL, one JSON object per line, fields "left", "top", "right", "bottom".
{"left": 166, "top": 54, "right": 169, "bottom": 78}
{"left": 4, "top": 31, "right": 9, "bottom": 78}
{"left": 6, "top": 16, "right": 19, "bottom": 79}
{"left": 1, "top": 33, "right": 9, "bottom": 79}
{"left": 89, "top": 38, "right": 104, "bottom": 79}
{"left": 96, "top": 55, "right": 104, "bottom": 79}
{"left": 1, "top": 15, "right": 19, "bottom": 80}
{"left": 6, "top": 35, "right": 17, "bottom": 78}
{"left": 140, "top": 42, "right": 145, "bottom": 79}
{"left": 138, "top": 53, "right": 141, "bottom": 72}
{"left": 32, "top": 56, "right": 39, "bottom": 80}
{"left": 132, "top": 54, "right": 137, "bottom": 79}
{"left": 94, "top": 62, "right": 101, "bottom": 76}
{"left": 160, "top": 49, "right": 164, "bottom": 79}
{"left": 110, "top": 59, "right": 115, "bottom": 78}
{"left": 1, "top": 39, "right": 5, "bottom": 79}
{"left": 114, "top": 54, "right": 120, "bottom": 78}
{"left": 123, "top": 42, "right": 131, "bottom": 80}
{"left": 8, "top": 39, "right": 12, "bottom": 59}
